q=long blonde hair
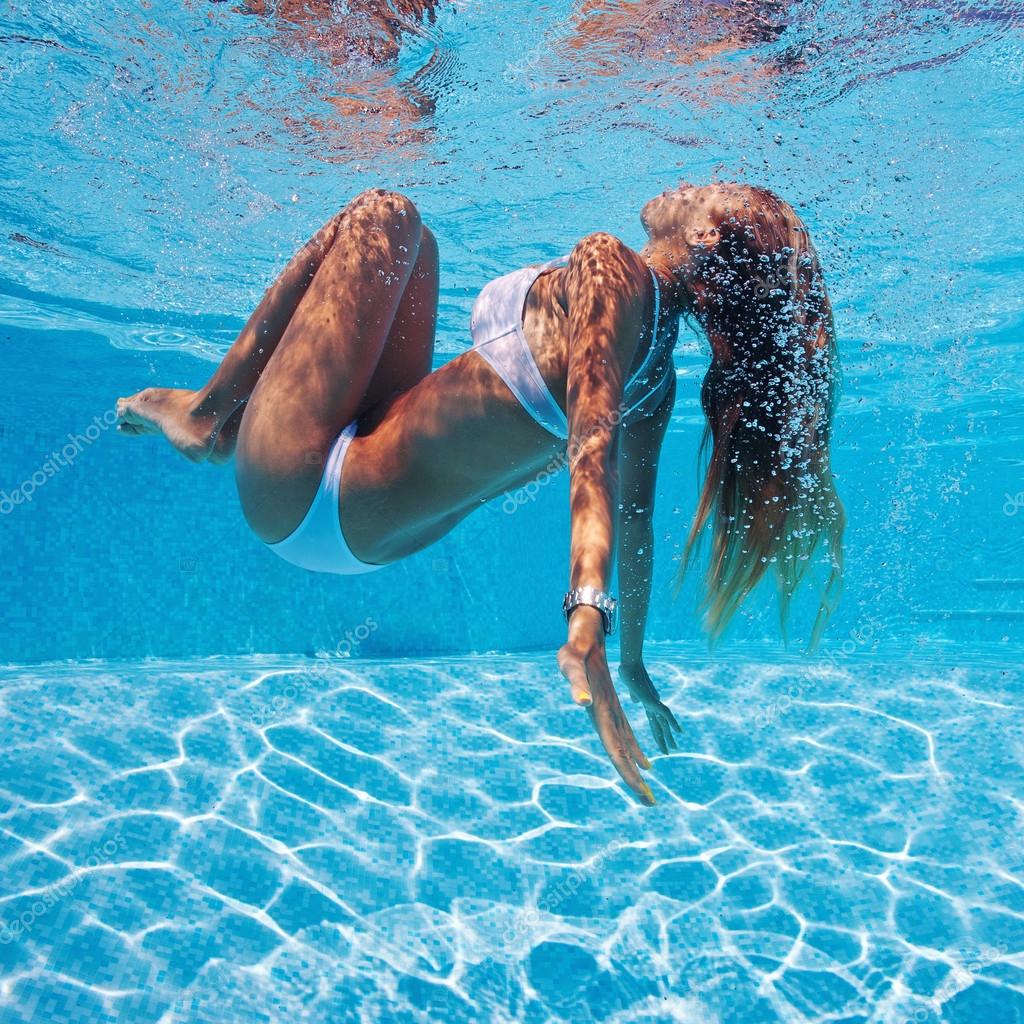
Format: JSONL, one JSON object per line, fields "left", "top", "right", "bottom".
{"left": 675, "top": 185, "right": 844, "bottom": 647}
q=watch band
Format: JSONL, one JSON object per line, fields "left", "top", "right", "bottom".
{"left": 562, "top": 586, "right": 617, "bottom": 635}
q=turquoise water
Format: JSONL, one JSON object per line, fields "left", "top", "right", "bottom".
{"left": 2, "top": 647, "right": 1023, "bottom": 1023}
{"left": 1, "top": 0, "right": 1023, "bottom": 1021}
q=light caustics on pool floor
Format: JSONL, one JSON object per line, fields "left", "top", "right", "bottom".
{"left": 0, "top": 652, "right": 1022, "bottom": 1023}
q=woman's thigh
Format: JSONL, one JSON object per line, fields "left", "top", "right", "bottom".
{"left": 235, "top": 189, "right": 424, "bottom": 542}
{"left": 360, "top": 225, "right": 439, "bottom": 416}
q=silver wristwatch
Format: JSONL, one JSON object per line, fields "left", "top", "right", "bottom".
{"left": 562, "top": 586, "right": 617, "bottom": 635}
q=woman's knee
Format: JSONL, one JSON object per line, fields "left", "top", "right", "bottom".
{"left": 330, "top": 190, "right": 422, "bottom": 263}
{"left": 348, "top": 188, "right": 421, "bottom": 233}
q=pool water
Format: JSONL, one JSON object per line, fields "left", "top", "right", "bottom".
{"left": 2, "top": 648, "right": 1024, "bottom": 1023}
{"left": 1, "top": 0, "right": 1023, "bottom": 1021}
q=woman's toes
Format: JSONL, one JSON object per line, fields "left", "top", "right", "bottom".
{"left": 117, "top": 393, "right": 145, "bottom": 422}
{"left": 112, "top": 386, "right": 214, "bottom": 462}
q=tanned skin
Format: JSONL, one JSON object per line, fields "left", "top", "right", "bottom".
{"left": 117, "top": 186, "right": 705, "bottom": 805}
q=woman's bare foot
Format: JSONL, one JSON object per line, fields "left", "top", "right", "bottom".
{"left": 116, "top": 388, "right": 219, "bottom": 463}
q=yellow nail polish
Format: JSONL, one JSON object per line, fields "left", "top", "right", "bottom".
{"left": 579, "top": 691, "right": 592, "bottom": 703}
{"left": 641, "top": 782, "right": 656, "bottom": 805}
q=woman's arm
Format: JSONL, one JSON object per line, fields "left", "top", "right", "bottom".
{"left": 563, "top": 233, "right": 644, "bottom": 596}
{"left": 555, "top": 232, "right": 656, "bottom": 805}
{"left": 617, "top": 372, "right": 683, "bottom": 754}
{"left": 618, "top": 371, "right": 675, "bottom": 668}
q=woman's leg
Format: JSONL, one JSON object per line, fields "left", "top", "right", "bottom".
{"left": 207, "top": 221, "right": 438, "bottom": 465}
{"left": 116, "top": 205, "right": 350, "bottom": 457}
{"left": 117, "top": 188, "right": 434, "bottom": 542}
{"left": 234, "top": 189, "right": 426, "bottom": 541}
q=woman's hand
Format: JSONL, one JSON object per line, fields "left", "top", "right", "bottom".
{"left": 557, "top": 607, "right": 656, "bottom": 806}
{"left": 618, "top": 660, "right": 682, "bottom": 756}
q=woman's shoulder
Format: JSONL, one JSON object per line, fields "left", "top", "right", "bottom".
{"left": 565, "top": 234, "right": 650, "bottom": 289}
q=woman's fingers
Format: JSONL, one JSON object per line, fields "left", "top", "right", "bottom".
{"left": 592, "top": 660, "right": 653, "bottom": 792}
{"left": 662, "top": 708, "right": 680, "bottom": 749}
{"left": 619, "top": 708, "right": 650, "bottom": 771}
{"left": 589, "top": 704, "right": 655, "bottom": 806}
{"left": 648, "top": 712, "right": 668, "bottom": 756}
{"left": 560, "top": 645, "right": 658, "bottom": 805}
{"left": 643, "top": 702, "right": 680, "bottom": 755}
{"left": 592, "top": 659, "right": 649, "bottom": 771}
{"left": 651, "top": 716, "right": 667, "bottom": 757}
{"left": 665, "top": 704, "right": 683, "bottom": 735}
{"left": 557, "top": 644, "right": 593, "bottom": 706}
{"left": 667, "top": 711, "right": 681, "bottom": 747}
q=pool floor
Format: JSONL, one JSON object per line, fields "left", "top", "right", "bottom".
{"left": 0, "top": 648, "right": 1022, "bottom": 1023}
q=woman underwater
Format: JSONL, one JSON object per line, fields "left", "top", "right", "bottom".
{"left": 116, "top": 183, "right": 844, "bottom": 806}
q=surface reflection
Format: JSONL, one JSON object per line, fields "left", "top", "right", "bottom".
{"left": 235, "top": 0, "right": 449, "bottom": 160}
{"left": 527, "top": 0, "right": 793, "bottom": 106}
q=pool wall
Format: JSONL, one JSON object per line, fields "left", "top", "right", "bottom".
{"left": 1, "top": 319, "right": 1019, "bottom": 664}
